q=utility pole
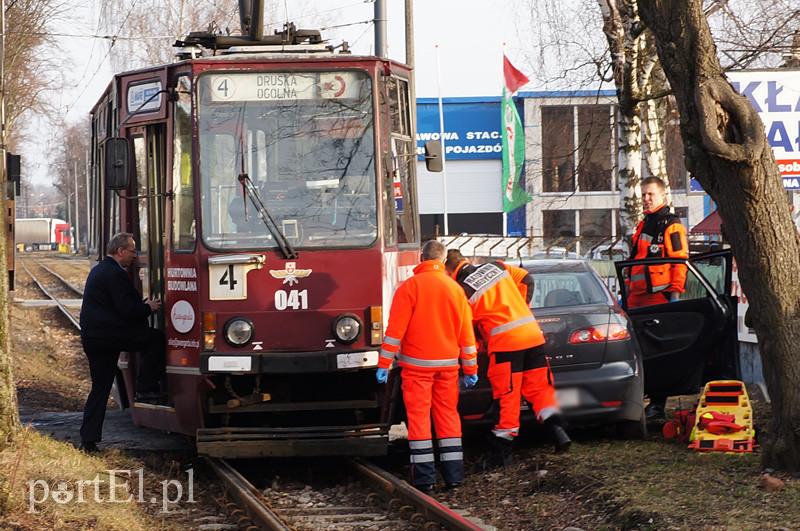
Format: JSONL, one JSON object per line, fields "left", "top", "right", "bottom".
{"left": 374, "top": 0, "right": 387, "bottom": 58}
{"left": 73, "top": 159, "right": 79, "bottom": 253}
{"left": 85, "top": 149, "right": 90, "bottom": 255}
{"left": 405, "top": 0, "right": 416, "bottom": 139}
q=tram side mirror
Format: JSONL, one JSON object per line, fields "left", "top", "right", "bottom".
{"left": 104, "top": 137, "right": 130, "bottom": 190}
{"left": 424, "top": 141, "right": 443, "bottom": 173}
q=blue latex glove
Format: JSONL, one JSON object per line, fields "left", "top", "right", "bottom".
{"left": 462, "top": 374, "right": 478, "bottom": 388}
{"left": 376, "top": 368, "right": 389, "bottom": 384}
{"left": 667, "top": 292, "right": 679, "bottom": 303}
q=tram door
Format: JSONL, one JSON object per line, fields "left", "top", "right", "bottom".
{"left": 131, "top": 125, "right": 166, "bottom": 328}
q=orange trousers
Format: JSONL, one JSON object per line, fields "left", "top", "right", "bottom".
{"left": 487, "top": 345, "right": 559, "bottom": 439}
{"left": 401, "top": 367, "right": 461, "bottom": 441}
{"left": 401, "top": 367, "right": 463, "bottom": 487}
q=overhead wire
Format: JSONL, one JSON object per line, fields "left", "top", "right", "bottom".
{"left": 63, "top": 0, "right": 141, "bottom": 119}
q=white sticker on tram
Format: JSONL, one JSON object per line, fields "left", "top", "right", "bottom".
{"left": 170, "top": 300, "right": 195, "bottom": 334}
{"left": 208, "top": 356, "right": 252, "bottom": 372}
{"left": 336, "top": 351, "right": 379, "bottom": 369}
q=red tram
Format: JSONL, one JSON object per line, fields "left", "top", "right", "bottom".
{"left": 88, "top": 13, "right": 433, "bottom": 457}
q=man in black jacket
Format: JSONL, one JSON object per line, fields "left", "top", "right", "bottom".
{"left": 79, "top": 232, "right": 164, "bottom": 453}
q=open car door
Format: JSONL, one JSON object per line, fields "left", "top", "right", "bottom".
{"left": 615, "top": 250, "right": 739, "bottom": 399}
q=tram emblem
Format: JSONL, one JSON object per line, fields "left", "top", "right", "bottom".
{"left": 269, "top": 262, "right": 312, "bottom": 286}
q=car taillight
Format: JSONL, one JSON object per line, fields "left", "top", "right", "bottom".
{"left": 568, "top": 323, "right": 630, "bottom": 344}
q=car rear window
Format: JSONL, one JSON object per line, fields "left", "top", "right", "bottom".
{"left": 530, "top": 271, "right": 608, "bottom": 308}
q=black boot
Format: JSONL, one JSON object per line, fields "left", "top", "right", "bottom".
{"left": 544, "top": 416, "right": 571, "bottom": 453}
{"left": 486, "top": 435, "right": 514, "bottom": 469}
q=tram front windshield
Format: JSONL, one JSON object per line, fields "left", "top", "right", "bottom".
{"left": 198, "top": 70, "right": 377, "bottom": 250}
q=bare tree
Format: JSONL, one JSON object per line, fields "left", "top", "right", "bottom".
{"left": 640, "top": 0, "right": 800, "bottom": 471}
{"left": 50, "top": 121, "right": 90, "bottom": 248}
{"left": 1, "top": 0, "right": 62, "bottom": 446}
{"left": 707, "top": 0, "right": 800, "bottom": 69}
{"left": 98, "top": 0, "right": 331, "bottom": 72}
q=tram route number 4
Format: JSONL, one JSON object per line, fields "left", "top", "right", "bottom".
{"left": 210, "top": 263, "right": 260, "bottom": 300}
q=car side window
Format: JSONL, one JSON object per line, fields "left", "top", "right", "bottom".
{"left": 619, "top": 264, "right": 712, "bottom": 308}
{"left": 691, "top": 255, "right": 726, "bottom": 295}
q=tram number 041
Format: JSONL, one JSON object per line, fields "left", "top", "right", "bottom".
{"left": 274, "top": 289, "right": 308, "bottom": 310}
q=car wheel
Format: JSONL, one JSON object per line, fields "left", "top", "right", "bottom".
{"left": 616, "top": 410, "right": 647, "bottom": 440}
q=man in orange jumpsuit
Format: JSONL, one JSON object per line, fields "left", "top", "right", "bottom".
{"left": 446, "top": 250, "right": 571, "bottom": 466}
{"left": 627, "top": 177, "right": 689, "bottom": 308}
{"left": 376, "top": 240, "right": 478, "bottom": 492}
{"left": 626, "top": 176, "right": 689, "bottom": 419}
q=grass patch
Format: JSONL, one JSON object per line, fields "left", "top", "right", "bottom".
{"left": 556, "top": 426, "right": 800, "bottom": 529}
{"left": 0, "top": 428, "right": 196, "bottom": 530}
{"left": 11, "top": 305, "right": 89, "bottom": 412}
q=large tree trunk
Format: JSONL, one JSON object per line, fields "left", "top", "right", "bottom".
{"left": 0, "top": 206, "right": 17, "bottom": 446}
{"left": 639, "top": 0, "right": 800, "bottom": 471}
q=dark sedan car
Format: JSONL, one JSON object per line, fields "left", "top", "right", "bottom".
{"left": 458, "top": 259, "right": 647, "bottom": 438}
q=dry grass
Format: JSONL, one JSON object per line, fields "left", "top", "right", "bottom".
{"left": 446, "top": 393, "right": 800, "bottom": 530}
{"left": 11, "top": 304, "right": 90, "bottom": 412}
{"left": 555, "top": 437, "right": 800, "bottom": 529}
{"left": 0, "top": 428, "right": 195, "bottom": 530}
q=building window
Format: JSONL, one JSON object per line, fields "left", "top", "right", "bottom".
{"left": 674, "top": 206, "right": 688, "bottom": 227}
{"left": 577, "top": 106, "right": 613, "bottom": 191}
{"left": 542, "top": 106, "right": 575, "bottom": 192}
{"left": 543, "top": 209, "right": 576, "bottom": 247}
{"left": 580, "top": 209, "right": 612, "bottom": 247}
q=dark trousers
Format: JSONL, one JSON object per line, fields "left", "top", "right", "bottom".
{"left": 80, "top": 348, "right": 120, "bottom": 443}
{"left": 79, "top": 328, "right": 166, "bottom": 443}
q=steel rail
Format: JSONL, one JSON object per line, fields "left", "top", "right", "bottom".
{"left": 21, "top": 262, "right": 81, "bottom": 330}
{"left": 207, "top": 458, "right": 291, "bottom": 531}
{"left": 38, "top": 262, "right": 84, "bottom": 296}
{"left": 351, "top": 458, "right": 486, "bottom": 531}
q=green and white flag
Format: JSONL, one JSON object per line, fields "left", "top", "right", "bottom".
{"left": 501, "top": 55, "right": 531, "bottom": 213}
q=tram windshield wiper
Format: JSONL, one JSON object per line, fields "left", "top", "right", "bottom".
{"left": 238, "top": 173, "right": 299, "bottom": 259}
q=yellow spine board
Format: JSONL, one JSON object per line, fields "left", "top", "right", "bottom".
{"left": 688, "top": 380, "right": 755, "bottom": 453}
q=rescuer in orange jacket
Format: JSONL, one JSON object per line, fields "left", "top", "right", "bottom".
{"left": 627, "top": 177, "right": 689, "bottom": 309}
{"left": 625, "top": 176, "right": 689, "bottom": 419}
{"left": 445, "top": 250, "right": 571, "bottom": 466}
{"left": 376, "top": 240, "right": 478, "bottom": 492}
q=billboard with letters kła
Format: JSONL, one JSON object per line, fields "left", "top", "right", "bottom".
{"left": 728, "top": 70, "right": 800, "bottom": 190}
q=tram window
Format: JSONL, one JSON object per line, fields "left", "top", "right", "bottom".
{"left": 133, "top": 136, "right": 149, "bottom": 253}
{"left": 198, "top": 70, "right": 378, "bottom": 249}
{"left": 172, "top": 76, "right": 195, "bottom": 251}
{"left": 387, "top": 76, "right": 417, "bottom": 245}
{"left": 391, "top": 137, "right": 418, "bottom": 244}
{"left": 388, "top": 78, "right": 411, "bottom": 137}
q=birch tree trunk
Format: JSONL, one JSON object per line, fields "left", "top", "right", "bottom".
{"left": 642, "top": 97, "right": 671, "bottom": 201}
{"left": 640, "top": 0, "right": 800, "bottom": 471}
{"left": 618, "top": 110, "right": 643, "bottom": 236}
{"left": 598, "top": 0, "right": 659, "bottom": 238}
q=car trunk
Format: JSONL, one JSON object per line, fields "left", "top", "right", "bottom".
{"left": 533, "top": 304, "right": 613, "bottom": 369}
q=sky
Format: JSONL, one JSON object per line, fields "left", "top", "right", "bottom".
{"left": 19, "top": 0, "right": 546, "bottom": 185}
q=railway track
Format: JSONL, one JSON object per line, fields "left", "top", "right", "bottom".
{"left": 20, "top": 259, "right": 84, "bottom": 329}
{"left": 209, "top": 457, "right": 487, "bottom": 531}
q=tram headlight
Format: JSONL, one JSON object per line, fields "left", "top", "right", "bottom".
{"left": 333, "top": 315, "right": 361, "bottom": 344}
{"left": 224, "top": 318, "right": 253, "bottom": 346}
